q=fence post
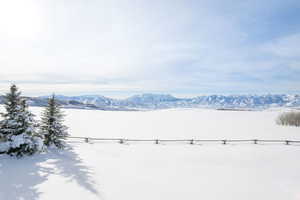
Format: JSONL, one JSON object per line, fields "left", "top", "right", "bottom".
{"left": 254, "top": 139, "right": 258, "bottom": 144}
{"left": 190, "top": 139, "right": 194, "bottom": 145}
{"left": 222, "top": 140, "right": 226, "bottom": 145}
{"left": 155, "top": 139, "right": 159, "bottom": 144}
{"left": 85, "top": 138, "right": 89, "bottom": 143}
{"left": 119, "top": 139, "right": 124, "bottom": 144}
{"left": 285, "top": 140, "right": 290, "bottom": 145}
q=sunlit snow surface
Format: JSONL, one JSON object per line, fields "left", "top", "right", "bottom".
{"left": 1, "top": 107, "right": 300, "bottom": 200}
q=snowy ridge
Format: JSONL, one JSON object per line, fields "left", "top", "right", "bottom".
{"left": 48, "top": 94, "right": 300, "bottom": 110}
{"left": 1, "top": 94, "right": 300, "bottom": 110}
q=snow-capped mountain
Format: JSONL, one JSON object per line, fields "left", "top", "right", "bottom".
{"left": 187, "top": 95, "right": 300, "bottom": 109}
{"left": 116, "top": 94, "right": 181, "bottom": 109}
{"left": 41, "top": 95, "right": 115, "bottom": 107}
{"left": 127, "top": 94, "right": 179, "bottom": 103}
{"left": 40, "top": 94, "right": 300, "bottom": 110}
{"left": 1, "top": 94, "right": 300, "bottom": 110}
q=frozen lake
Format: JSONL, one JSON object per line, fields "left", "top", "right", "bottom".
{"left": 60, "top": 108, "right": 300, "bottom": 139}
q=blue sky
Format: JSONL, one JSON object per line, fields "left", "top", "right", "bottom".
{"left": 0, "top": 0, "right": 299, "bottom": 97}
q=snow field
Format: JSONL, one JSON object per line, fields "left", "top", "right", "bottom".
{"left": 1, "top": 107, "right": 300, "bottom": 200}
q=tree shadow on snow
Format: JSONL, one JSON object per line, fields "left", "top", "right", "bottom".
{"left": 48, "top": 145, "right": 99, "bottom": 196}
{"left": 0, "top": 145, "right": 99, "bottom": 200}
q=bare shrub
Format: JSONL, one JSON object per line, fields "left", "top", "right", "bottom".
{"left": 276, "top": 111, "right": 300, "bottom": 127}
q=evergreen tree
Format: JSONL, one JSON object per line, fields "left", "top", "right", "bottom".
{"left": 0, "top": 84, "right": 23, "bottom": 154}
{"left": 0, "top": 85, "right": 44, "bottom": 157}
{"left": 40, "top": 94, "right": 68, "bottom": 148}
{"left": 0, "top": 85, "right": 22, "bottom": 138}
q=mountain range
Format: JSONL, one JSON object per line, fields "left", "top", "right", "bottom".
{"left": 1, "top": 93, "right": 299, "bottom": 111}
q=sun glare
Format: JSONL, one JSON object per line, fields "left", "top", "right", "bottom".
{"left": 0, "top": 1, "right": 43, "bottom": 39}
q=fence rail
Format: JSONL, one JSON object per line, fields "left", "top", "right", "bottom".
{"left": 67, "top": 136, "right": 300, "bottom": 145}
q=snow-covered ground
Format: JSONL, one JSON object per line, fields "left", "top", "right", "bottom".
{"left": 1, "top": 107, "right": 300, "bottom": 200}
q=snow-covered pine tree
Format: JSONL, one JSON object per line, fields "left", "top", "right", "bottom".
{"left": 0, "top": 84, "right": 23, "bottom": 154}
{"left": 0, "top": 85, "right": 44, "bottom": 157}
{"left": 40, "top": 94, "right": 69, "bottom": 148}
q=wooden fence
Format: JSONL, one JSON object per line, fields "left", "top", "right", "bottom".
{"left": 67, "top": 137, "right": 300, "bottom": 145}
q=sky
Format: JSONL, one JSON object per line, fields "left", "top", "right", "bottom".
{"left": 0, "top": 0, "right": 299, "bottom": 97}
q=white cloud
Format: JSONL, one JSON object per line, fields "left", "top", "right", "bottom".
{"left": 0, "top": 0, "right": 299, "bottom": 96}
{"left": 261, "top": 33, "right": 300, "bottom": 58}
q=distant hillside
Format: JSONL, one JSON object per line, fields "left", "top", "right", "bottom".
{"left": 35, "top": 94, "right": 300, "bottom": 110}
{"left": 0, "top": 95, "right": 135, "bottom": 111}
{"left": 1, "top": 93, "right": 299, "bottom": 110}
